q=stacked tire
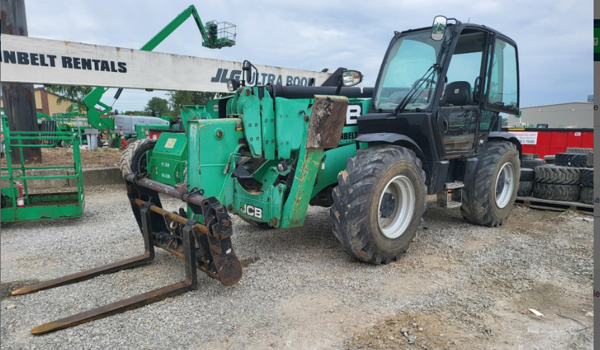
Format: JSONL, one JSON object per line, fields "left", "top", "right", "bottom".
{"left": 517, "top": 153, "right": 542, "bottom": 197}
{"left": 518, "top": 168, "right": 534, "bottom": 196}
{"left": 533, "top": 166, "right": 581, "bottom": 201}
{"left": 530, "top": 149, "right": 594, "bottom": 204}
{"left": 558, "top": 149, "right": 593, "bottom": 204}
{"left": 580, "top": 168, "right": 594, "bottom": 204}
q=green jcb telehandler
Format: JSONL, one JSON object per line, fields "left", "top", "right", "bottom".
{"left": 12, "top": 16, "right": 522, "bottom": 334}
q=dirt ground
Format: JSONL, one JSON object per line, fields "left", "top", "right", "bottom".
{"left": 1, "top": 147, "right": 122, "bottom": 168}
{"left": 343, "top": 207, "right": 594, "bottom": 350}
{"left": 0, "top": 186, "right": 594, "bottom": 350}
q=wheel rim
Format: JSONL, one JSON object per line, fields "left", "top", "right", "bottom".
{"left": 137, "top": 153, "right": 148, "bottom": 175}
{"left": 495, "top": 162, "right": 515, "bottom": 209}
{"left": 377, "top": 175, "right": 415, "bottom": 239}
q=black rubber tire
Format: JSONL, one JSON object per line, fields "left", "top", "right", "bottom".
{"left": 521, "top": 158, "right": 544, "bottom": 169}
{"left": 555, "top": 153, "right": 587, "bottom": 167}
{"left": 461, "top": 141, "right": 520, "bottom": 227}
{"left": 544, "top": 155, "right": 555, "bottom": 164}
{"left": 586, "top": 153, "right": 593, "bottom": 168}
{"left": 580, "top": 187, "right": 594, "bottom": 204}
{"left": 517, "top": 181, "right": 533, "bottom": 197}
{"left": 566, "top": 147, "right": 593, "bottom": 154}
{"left": 331, "top": 145, "right": 426, "bottom": 264}
{"left": 520, "top": 168, "right": 534, "bottom": 182}
{"left": 534, "top": 166, "right": 581, "bottom": 185}
{"left": 119, "top": 139, "right": 157, "bottom": 178}
{"left": 126, "top": 137, "right": 136, "bottom": 146}
{"left": 522, "top": 153, "right": 534, "bottom": 160}
{"left": 533, "top": 183, "right": 580, "bottom": 201}
{"left": 580, "top": 168, "right": 593, "bottom": 187}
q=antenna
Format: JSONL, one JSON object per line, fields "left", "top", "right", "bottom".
{"left": 467, "top": 18, "right": 470, "bottom": 23}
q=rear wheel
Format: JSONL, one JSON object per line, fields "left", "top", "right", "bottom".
{"left": 119, "top": 139, "right": 156, "bottom": 178}
{"left": 330, "top": 145, "right": 426, "bottom": 264}
{"left": 461, "top": 141, "right": 520, "bottom": 227}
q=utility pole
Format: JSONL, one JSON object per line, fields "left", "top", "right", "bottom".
{"left": 1, "top": 0, "right": 42, "bottom": 163}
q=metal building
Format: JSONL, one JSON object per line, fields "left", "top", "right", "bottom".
{"left": 507, "top": 102, "right": 593, "bottom": 128}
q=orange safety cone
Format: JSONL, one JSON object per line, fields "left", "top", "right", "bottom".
{"left": 120, "top": 128, "right": 127, "bottom": 149}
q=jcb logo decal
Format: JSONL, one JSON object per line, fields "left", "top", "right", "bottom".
{"left": 240, "top": 204, "right": 263, "bottom": 219}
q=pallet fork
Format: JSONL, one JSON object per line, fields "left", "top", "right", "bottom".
{"left": 11, "top": 177, "right": 242, "bottom": 334}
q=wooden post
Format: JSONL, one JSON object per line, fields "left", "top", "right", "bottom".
{"left": 1, "top": 0, "right": 42, "bottom": 163}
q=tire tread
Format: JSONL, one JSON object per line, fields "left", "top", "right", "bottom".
{"left": 330, "top": 145, "right": 426, "bottom": 264}
{"left": 460, "top": 141, "right": 520, "bottom": 227}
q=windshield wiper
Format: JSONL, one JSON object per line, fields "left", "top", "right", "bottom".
{"left": 393, "top": 64, "right": 438, "bottom": 115}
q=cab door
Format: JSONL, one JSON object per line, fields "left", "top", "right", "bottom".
{"left": 437, "top": 29, "right": 490, "bottom": 157}
{"left": 480, "top": 35, "right": 520, "bottom": 137}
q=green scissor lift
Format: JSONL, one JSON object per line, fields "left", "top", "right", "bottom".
{"left": 1, "top": 115, "right": 85, "bottom": 222}
{"left": 42, "top": 111, "right": 96, "bottom": 147}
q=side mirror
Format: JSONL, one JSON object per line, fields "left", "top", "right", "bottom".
{"left": 341, "top": 70, "right": 362, "bottom": 87}
{"left": 242, "top": 60, "right": 252, "bottom": 83}
{"left": 431, "top": 15, "right": 447, "bottom": 41}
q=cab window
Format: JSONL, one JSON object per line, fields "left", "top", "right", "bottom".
{"left": 488, "top": 39, "right": 519, "bottom": 110}
{"left": 442, "top": 30, "right": 486, "bottom": 106}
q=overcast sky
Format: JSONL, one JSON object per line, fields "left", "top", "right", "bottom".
{"left": 24, "top": 0, "right": 592, "bottom": 111}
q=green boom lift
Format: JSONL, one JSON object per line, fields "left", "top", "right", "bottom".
{"left": 13, "top": 16, "right": 524, "bottom": 334}
{"left": 81, "top": 5, "right": 236, "bottom": 134}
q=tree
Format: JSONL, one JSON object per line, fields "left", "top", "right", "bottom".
{"left": 166, "top": 91, "right": 214, "bottom": 116}
{"left": 144, "top": 97, "right": 170, "bottom": 116}
{"left": 46, "top": 85, "right": 94, "bottom": 112}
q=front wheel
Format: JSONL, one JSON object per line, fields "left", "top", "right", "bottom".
{"left": 330, "top": 145, "right": 426, "bottom": 264}
{"left": 119, "top": 139, "right": 156, "bottom": 178}
{"left": 461, "top": 141, "right": 520, "bottom": 227}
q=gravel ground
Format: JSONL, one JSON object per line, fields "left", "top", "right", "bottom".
{"left": 1, "top": 184, "right": 593, "bottom": 350}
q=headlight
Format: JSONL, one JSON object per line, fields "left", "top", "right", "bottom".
{"left": 227, "top": 79, "right": 239, "bottom": 92}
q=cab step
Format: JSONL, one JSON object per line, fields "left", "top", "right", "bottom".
{"left": 436, "top": 181, "right": 464, "bottom": 209}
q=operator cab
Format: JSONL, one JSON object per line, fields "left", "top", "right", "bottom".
{"left": 359, "top": 16, "right": 519, "bottom": 168}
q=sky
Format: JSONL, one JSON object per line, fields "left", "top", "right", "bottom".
{"left": 23, "top": 0, "right": 592, "bottom": 111}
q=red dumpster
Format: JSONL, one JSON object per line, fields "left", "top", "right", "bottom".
{"left": 502, "top": 128, "right": 593, "bottom": 158}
